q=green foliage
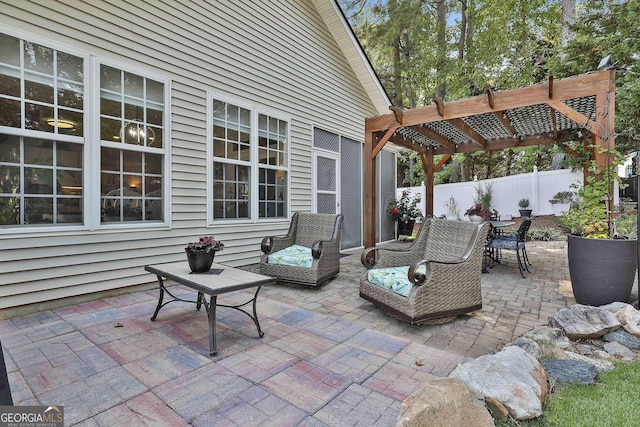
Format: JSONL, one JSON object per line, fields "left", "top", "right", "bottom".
{"left": 547, "top": 0, "right": 640, "bottom": 154}
{"left": 518, "top": 198, "right": 530, "bottom": 208}
{"left": 387, "top": 190, "right": 423, "bottom": 221}
{"left": 542, "top": 361, "right": 640, "bottom": 427}
{"left": 496, "top": 361, "right": 640, "bottom": 427}
{"left": 528, "top": 226, "right": 563, "bottom": 241}
{"left": 549, "top": 191, "right": 575, "bottom": 204}
{"left": 560, "top": 148, "right": 626, "bottom": 238}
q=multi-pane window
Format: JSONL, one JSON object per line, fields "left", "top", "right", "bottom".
{"left": 0, "top": 32, "right": 167, "bottom": 228}
{"left": 99, "top": 65, "right": 165, "bottom": 223}
{"left": 211, "top": 98, "right": 288, "bottom": 220}
{"left": 0, "top": 33, "right": 85, "bottom": 226}
{"left": 258, "top": 114, "right": 287, "bottom": 218}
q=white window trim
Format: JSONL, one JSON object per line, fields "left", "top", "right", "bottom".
{"left": 207, "top": 93, "right": 291, "bottom": 225}
{"left": 0, "top": 27, "right": 172, "bottom": 234}
{"left": 92, "top": 58, "right": 172, "bottom": 231}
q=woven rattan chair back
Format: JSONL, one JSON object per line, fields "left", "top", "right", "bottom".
{"left": 423, "top": 219, "right": 479, "bottom": 262}
{"left": 293, "top": 212, "right": 342, "bottom": 248}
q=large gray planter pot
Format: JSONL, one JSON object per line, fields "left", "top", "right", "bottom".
{"left": 567, "top": 234, "right": 637, "bottom": 306}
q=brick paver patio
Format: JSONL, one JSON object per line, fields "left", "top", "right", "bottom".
{"left": 1, "top": 239, "right": 634, "bottom": 426}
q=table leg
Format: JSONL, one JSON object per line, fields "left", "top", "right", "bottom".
{"left": 215, "top": 286, "right": 264, "bottom": 339}
{"left": 150, "top": 275, "right": 165, "bottom": 321}
{"left": 205, "top": 295, "right": 218, "bottom": 356}
{"left": 150, "top": 275, "right": 205, "bottom": 321}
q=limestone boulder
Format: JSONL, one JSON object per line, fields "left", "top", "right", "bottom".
{"left": 449, "top": 346, "right": 547, "bottom": 420}
{"left": 615, "top": 305, "right": 640, "bottom": 338}
{"left": 561, "top": 350, "right": 615, "bottom": 372}
{"left": 603, "top": 330, "right": 640, "bottom": 350}
{"left": 551, "top": 304, "right": 620, "bottom": 339}
{"left": 396, "top": 377, "right": 494, "bottom": 427}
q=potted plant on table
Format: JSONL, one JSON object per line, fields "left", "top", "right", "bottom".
{"left": 560, "top": 152, "right": 637, "bottom": 306}
{"left": 518, "top": 198, "right": 532, "bottom": 218}
{"left": 465, "top": 182, "right": 497, "bottom": 222}
{"left": 388, "top": 190, "right": 423, "bottom": 236}
{"left": 185, "top": 235, "right": 224, "bottom": 273}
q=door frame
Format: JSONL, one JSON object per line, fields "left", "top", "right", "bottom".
{"left": 312, "top": 149, "right": 341, "bottom": 214}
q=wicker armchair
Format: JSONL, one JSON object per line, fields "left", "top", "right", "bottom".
{"left": 360, "top": 219, "right": 489, "bottom": 324}
{"left": 260, "top": 212, "right": 343, "bottom": 286}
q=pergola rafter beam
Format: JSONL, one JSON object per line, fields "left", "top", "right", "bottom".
{"left": 365, "top": 71, "right": 614, "bottom": 133}
{"left": 493, "top": 111, "right": 518, "bottom": 138}
{"left": 448, "top": 118, "right": 487, "bottom": 148}
{"left": 362, "top": 70, "right": 616, "bottom": 248}
{"left": 408, "top": 125, "right": 457, "bottom": 152}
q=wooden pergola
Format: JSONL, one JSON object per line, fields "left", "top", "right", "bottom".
{"left": 363, "top": 70, "right": 616, "bottom": 248}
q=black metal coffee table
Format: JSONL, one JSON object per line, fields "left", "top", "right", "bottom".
{"left": 144, "top": 261, "right": 275, "bottom": 355}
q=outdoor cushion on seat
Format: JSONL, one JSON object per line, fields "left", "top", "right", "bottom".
{"left": 267, "top": 244, "right": 313, "bottom": 268}
{"left": 260, "top": 212, "right": 343, "bottom": 286}
{"left": 360, "top": 219, "right": 489, "bottom": 324}
{"left": 367, "top": 265, "right": 427, "bottom": 297}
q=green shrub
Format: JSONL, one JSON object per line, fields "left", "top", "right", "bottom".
{"left": 528, "top": 226, "right": 564, "bottom": 241}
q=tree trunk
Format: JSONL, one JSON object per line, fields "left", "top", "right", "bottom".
{"left": 435, "top": 0, "right": 447, "bottom": 100}
{"left": 561, "top": 0, "right": 576, "bottom": 47}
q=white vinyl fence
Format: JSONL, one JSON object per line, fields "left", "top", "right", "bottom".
{"left": 396, "top": 168, "right": 619, "bottom": 221}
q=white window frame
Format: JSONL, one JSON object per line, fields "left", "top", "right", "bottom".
{"left": 92, "top": 59, "right": 171, "bottom": 230}
{"left": 207, "top": 93, "right": 291, "bottom": 224}
{"left": 0, "top": 28, "right": 171, "bottom": 233}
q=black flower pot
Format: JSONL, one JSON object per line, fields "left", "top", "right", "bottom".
{"left": 185, "top": 248, "right": 216, "bottom": 272}
{"left": 397, "top": 219, "right": 416, "bottom": 236}
{"left": 567, "top": 234, "right": 637, "bottom": 306}
{"left": 519, "top": 209, "right": 532, "bottom": 218}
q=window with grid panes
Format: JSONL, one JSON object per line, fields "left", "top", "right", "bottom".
{"left": 258, "top": 114, "right": 287, "bottom": 218}
{"left": 99, "top": 65, "right": 165, "bottom": 223}
{"left": 0, "top": 32, "right": 168, "bottom": 228}
{"left": 0, "top": 33, "right": 84, "bottom": 226}
{"left": 211, "top": 98, "right": 288, "bottom": 220}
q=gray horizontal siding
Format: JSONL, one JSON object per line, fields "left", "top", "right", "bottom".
{"left": 0, "top": 0, "right": 379, "bottom": 309}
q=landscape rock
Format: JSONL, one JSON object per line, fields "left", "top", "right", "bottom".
{"left": 396, "top": 377, "right": 494, "bottom": 427}
{"left": 600, "top": 301, "right": 631, "bottom": 314}
{"left": 615, "top": 305, "right": 640, "bottom": 338}
{"left": 603, "top": 341, "right": 637, "bottom": 362}
{"left": 542, "top": 359, "right": 598, "bottom": 384}
{"left": 561, "top": 350, "right": 615, "bottom": 372}
{"left": 603, "top": 330, "right": 640, "bottom": 350}
{"left": 449, "top": 346, "right": 547, "bottom": 420}
{"left": 507, "top": 337, "right": 540, "bottom": 359}
{"left": 551, "top": 304, "right": 620, "bottom": 339}
{"left": 523, "top": 326, "right": 570, "bottom": 348}
{"left": 484, "top": 396, "right": 509, "bottom": 421}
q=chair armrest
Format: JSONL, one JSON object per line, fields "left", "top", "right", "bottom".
{"left": 408, "top": 260, "right": 429, "bottom": 285}
{"left": 261, "top": 235, "right": 296, "bottom": 254}
{"left": 311, "top": 239, "right": 339, "bottom": 259}
{"left": 260, "top": 236, "right": 273, "bottom": 254}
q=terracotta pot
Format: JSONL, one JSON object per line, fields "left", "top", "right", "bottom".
{"left": 567, "top": 234, "right": 637, "bottom": 306}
